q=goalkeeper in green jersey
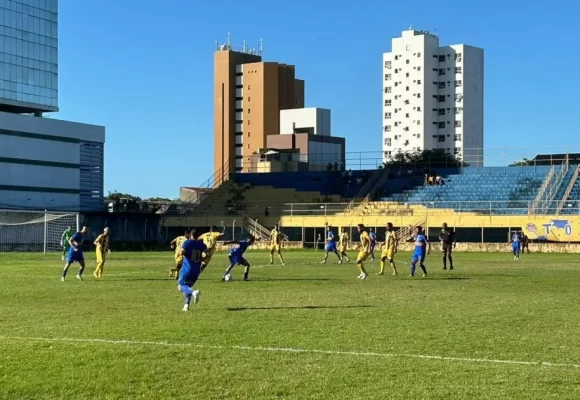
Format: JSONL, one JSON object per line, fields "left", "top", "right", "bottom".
{"left": 61, "top": 226, "right": 74, "bottom": 261}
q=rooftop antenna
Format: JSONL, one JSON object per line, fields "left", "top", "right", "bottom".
{"left": 215, "top": 40, "right": 219, "bottom": 51}
{"left": 243, "top": 39, "right": 247, "bottom": 53}
{"left": 227, "top": 32, "right": 231, "bottom": 49}
{"left": 259, "top": 38, "right": 263, "bottom": 55}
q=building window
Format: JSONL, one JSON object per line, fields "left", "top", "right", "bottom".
{"left": 417, "top": 52, "right": 421, "bottom": 57}
{"left": 438, "top": 82, "right": 446, "bottom": 89}
{"left": 438, "top": 55, "right": 446, "bottom": 62}
{"left": 438, "top": 135, "right": 445, "bottom": 142}
{"left": 395, "top": 68, "right": 398, "bottom": 73}
{"left": 406, "top": 59, "right": 410, "bottom": 64}
{"left": 248, "top": 132, "right": 251, "bottom": 137}
{"left": 385, "top": 99, "right": 391, "bottom": 106}
{"left": 439, "top": 69, "right": 446, "bottom": 76}
{"left": 438, "top": 109, "right": 445, "bottom": 116}
{"left": 455, "top": 80, "right": 462, "bottom": 87}
{"left": 394, "top": 122, "right": 399, "bottom": 127}
{"left": 384, "top": 151, "right": 392, "bottom": 156}
{"left": 438, "top": 122, "right": 446, "bottom": 129}
{"left": 405, "top": 100, "right": 410, "bottom": 105}
{"left": 406, "top": 72, "right": 410, "bottom": 77}
{"left": 247, "top": 85, "right": 251, "bottom": 90}
{"left": 248, "top": 120, "right": 250, "bottom": 126}
{"left": 247, "top": 108, "right": 250, "bottom": 114}
{"left": 385, "top": 74, "right": 392, "bottom": 81}
{"left": 455, "top": 94, "right": 462, "bottom": 102}
{"left": 248, "top": 97, "right": 250, "bottom": 102}
{"left": 417, "top": 93, "right": 421, "bottom": 98}
{"left": 417, "top": 120, "right": 421, "bottom": 126}
{"left": 385, "top": 125, "right": 392, "bottom": 132}
{"left": 386, "top": 87, "right": 392, "bottom": 93}
{"left": 455, "top": 66, "right": 462, "bottom": 74}
{"left": 406, "top": 113, "right": 410, "bottom": 118}
{"left": 417, "top": 79, "right": 421, "bottom": 84}
{"left": 395, "top": 82, "right": 398, "bottom": 87}
{"left": 455, "top": 120, "right": 462, "bottom": 128}
{"left": 385, "top": 112, "right": 391, "bottom": 119}
{"left": 406, "top": 86, "right": 409, "bottom": 91}
{"left": 395, "top": 55, "right": 399, "bottom": 60}
{"left": 454, "top": 148, "right": 461, "bottom": 155}
{"left": 417, "top": 66, "right": 421, "bottom": 71}
{"left": 455, "top": 53, "right": 462, "bottom": 60}
{"left": 455, "top": 134, "right": 462, "bottom": 141}
{"left": 417, "top": 106, "right": 421, "bottom": 111}
{"left": 417, "top": 134, "right": 421, "bottom": 138}
{"left": 385, "top": 61, "right": 392, "bottom": 69}
{"left": 385, "top": 138, "right": 392, "bottom": 146}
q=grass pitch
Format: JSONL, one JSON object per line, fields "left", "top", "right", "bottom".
{"left": 1, "top": 250, "right": 580, "bottom": 399}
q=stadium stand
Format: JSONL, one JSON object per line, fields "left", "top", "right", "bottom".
{"left": 559, "top": 165, "right": 580, "bottom": 215}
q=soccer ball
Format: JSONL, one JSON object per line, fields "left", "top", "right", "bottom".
{"left": 224, "top": 274, "right": 233, "bottom": 281}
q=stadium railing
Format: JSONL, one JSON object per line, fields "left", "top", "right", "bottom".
{"left": 282, "top": 200, "right": 576, "bottom": 217}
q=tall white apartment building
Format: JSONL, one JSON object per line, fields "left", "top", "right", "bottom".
{"left": 382, "top": 29, "right": 484, "bottom": 166}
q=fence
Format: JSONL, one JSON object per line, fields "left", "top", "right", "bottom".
{"left": 282, "top": 200, "right": 580, "bottom": 217}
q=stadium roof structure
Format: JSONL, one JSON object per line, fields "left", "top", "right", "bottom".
{"left": 532, "top": 153, "right": 580, "bottom": 165}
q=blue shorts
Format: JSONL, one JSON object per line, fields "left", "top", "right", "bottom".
{"left": 512, "top": 244, "right": 520, "bottom": 251}
{"left": 178, "top": 272, "right": 200, "bottom": 287}
{"left": 325, "top": 243, "right": 337, "bottom": 252}
{"left": 411, "top": 250, "right": 426, "bottom": 263}
{"left": 229, "top": 255, "right": 247, "bottom": 266}
{"left": 66, "top": 249, "right": 84, "bottom": 264}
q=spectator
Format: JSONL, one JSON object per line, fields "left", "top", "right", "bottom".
{"left": 333, "top": 162, "right": 339, "bottom": 171}
{"left": 435, "top": 175, "right": 442, "bottom": 185}
{"left": 327, "top": 162, "right": 333, "bottom": 172}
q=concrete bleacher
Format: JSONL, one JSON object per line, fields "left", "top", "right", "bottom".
{"left": 380, "top": 166, "right": 552, "bottom": 215}
{"left": 233, "top": 171, "right": 374, "bottom": 199}
{"left": 560, "top": 167, "right": 580, "bottom": 215}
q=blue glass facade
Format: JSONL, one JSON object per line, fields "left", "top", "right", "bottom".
{"left": 0, "top": 0, "right": 58, "bottom": 112}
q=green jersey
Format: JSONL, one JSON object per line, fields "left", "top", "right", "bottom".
{"left": 61, "top": 230, "right": 74, "bottom": 247}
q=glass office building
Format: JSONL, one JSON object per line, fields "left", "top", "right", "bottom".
{"left": 0, "top": 0, "right": 58, "bottom": 113}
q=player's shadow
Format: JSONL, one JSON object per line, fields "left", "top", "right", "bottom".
{"left": 227, "top": 305, "right": 373, "bottom": 312}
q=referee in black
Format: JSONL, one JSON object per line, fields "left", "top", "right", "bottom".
{"left": 439, "top": 223, "right": 456, "bottom": 270}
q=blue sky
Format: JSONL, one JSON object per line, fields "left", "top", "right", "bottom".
{"left": 56, "top": 0, "right": 580, "bottom": 199}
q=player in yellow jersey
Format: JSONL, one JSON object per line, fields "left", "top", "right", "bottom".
{"left": 269, "top": 224, "right": 285, "bottom": 265}
{"left": 378, "top": 222, "right": 398, "bottom": 276}
{"left": 93, "top": 227, "right": 110, "bottom": 278}
{"left": 338, "top": 228, "right": 351, "bottom": 262}
{"left": 355, "top": 224, "right": 369, "bottom": 279}
{"left": 169, "top": 230, "right": 189, "bottom": 278}
{"left": 200, "top": 223, "right": 226, "bottom": 271}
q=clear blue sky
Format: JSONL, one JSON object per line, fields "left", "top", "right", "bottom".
{"left": 56, "top": 0, "right": 580, "bottom": 199}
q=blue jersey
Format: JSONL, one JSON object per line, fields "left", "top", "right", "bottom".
{"left": 71, "top": 232, "right": 83, "bottom": 248}
{"left": 179, "top": 239, "right": 207, "bottom": 285}
{"left": 413, "top": 234, "right": 428, "bottom": 253}
{"left": 327, "top": 231, "right": 336, "bottom": 244}
{"left": 230, "top": 240, "right": 250, "bottom": 258}
{"left": 512, "top": 234, "right": 520, "bottom": 246}
{"left": 66, "top": 232, "right": 85, "bottom": 263}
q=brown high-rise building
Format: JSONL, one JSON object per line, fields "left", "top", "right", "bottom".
{"left": 214, "top": 44, "right": 305, "bottom": 182}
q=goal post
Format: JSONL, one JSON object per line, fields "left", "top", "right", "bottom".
{"left": 0, "top": 210, "right": 79, "bottom": 253}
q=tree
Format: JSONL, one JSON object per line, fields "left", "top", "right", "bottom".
{"left": 106, "top": 191, "right": 142, "bottom": 202}
{"left": 145, "top": 197, "right": 173, "bottom": 202}
{"left": 510, "top": 158, "right": 532, "bottom": 167}
{"left": 384, "top": 149, "right": 463, "bottom": 170}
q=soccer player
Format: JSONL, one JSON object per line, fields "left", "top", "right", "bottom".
{"left": 93, "top": 227, "right": 110, "bottom": 279}
{"left": 177, "top": 230, "right": 207, "bottom": 312}
{"left": 378, "top": 222, "right": 397, "bottom": 276}
{"left": 510, "top": 231, "right": 521, "bottom": 260}
{"left": 439, "top": 223, "right": 456, "bottom": 270}
{"left": 169, "top": 230, "right": 189, "bottom": 278}
{"left": 369, "top": 228, "right": 377, "bottom": 261}
{"left": 269, "top": 224, "right": 285, "bottom": 265}
{"left": 61, "top": 226, "right": 89, "bottom": 282}
{"left": 200, "top": 224, "right": 226, "bottom": 271}
{"left": 520, "top": 232, "right": 530, "bottom": 255}
{"left": 338, "top": 228, "right": 351, "bottom": 262}
{"left": 222, "top": 235, "right": 256, "bottom": 281}
{"left": 60, "top": 226, "right": 73, "bottom": 261}
{"left": 321, "top": 225, "right": 342, "bottom": 264}
{"left": 410, "top": 226, "right": 430, "bottom": 278}
{"left": 355, "top": 224, "right": 370, "bottom": 279}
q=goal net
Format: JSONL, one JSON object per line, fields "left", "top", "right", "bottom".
{"left": 0, "top": 210, "right": 79, "bottom": 253}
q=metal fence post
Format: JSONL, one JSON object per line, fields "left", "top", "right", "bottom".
{"left": 43, "top": 210, "right": 47, "bottom": 254}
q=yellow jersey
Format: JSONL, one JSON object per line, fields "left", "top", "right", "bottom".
{"left": 360, "top": 231, "right": 370, "bottom": 253}
{"left": 174, "top": 236, "right": 187, "bottom": 254}
{"left": 95, "top": 234, "right": 109, "bottom": 253}
{"left": 385, "top": 231, "right": 397, "bottom": 250}
{"left": 270, "top": 229, "right": 282, "bottom": 245}
{"left": 339, "top": 232, "right": 349, "bottom": 247}
{"left": 200, "top": 232, "right": 221, "bottom": 250}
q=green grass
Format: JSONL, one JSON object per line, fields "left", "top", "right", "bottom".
{"left": 1, "top": 250, "right": 580, "bottom": 399}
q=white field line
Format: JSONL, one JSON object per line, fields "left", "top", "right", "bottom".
{"left": 0, "top": 335, "right": 578, "bottom": 369}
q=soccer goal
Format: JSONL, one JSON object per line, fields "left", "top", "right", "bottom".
{"left": 0, "top": 210, "right": 79, "bottom": 253}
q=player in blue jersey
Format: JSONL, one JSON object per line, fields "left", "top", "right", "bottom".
{"left": 369, "top": 229, "right": 377, "bottom": 261}
{"left": 61, "top": 226, "right": 89, "bottom": 282}
{"left": 222, "top": 235, "right": 256, "bottom": 281}
{"left": 320, "top": 225, "right": 342, "bottom": 264}
{"left": 510, "top": 231, "right": 521, "bottom": 260}
{"left": 177, "top": 230, "right": 207, "bottom": 312}
{"left": 409, "top": 226, "right": 430, "bottom": 278}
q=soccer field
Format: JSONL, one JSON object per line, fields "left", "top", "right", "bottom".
{"left": 1, "top": 250, "right": 580, "bottom": 399}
